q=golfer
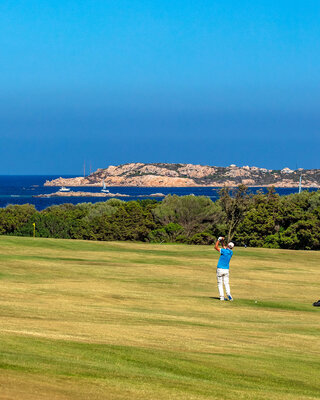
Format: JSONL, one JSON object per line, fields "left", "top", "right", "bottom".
{"left": 215, "top": 236, "right": 234, "bottom": 301}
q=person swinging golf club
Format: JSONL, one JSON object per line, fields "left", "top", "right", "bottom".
{"left": 215, "top": 236, "right": 234, "bottom": 301}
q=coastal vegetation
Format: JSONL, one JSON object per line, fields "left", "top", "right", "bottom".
{"left": 1, "top": 187, "right": 320, "bottom": 250}
{"left": 0, "top": 236, "right": 319, "bottom": 399}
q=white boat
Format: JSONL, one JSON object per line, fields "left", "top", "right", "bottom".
{"left": 298, "top": 175, "right": 302, "bottom": 193}
{"left": 58, "top": 186, "right": 71, "bottom": 192}
{"left": 101, "top": 180, "right": 109, "bottom": 193}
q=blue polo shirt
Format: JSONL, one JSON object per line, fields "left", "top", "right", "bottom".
{"left": 217, "top": 248, "right": 233, "bottom": 269}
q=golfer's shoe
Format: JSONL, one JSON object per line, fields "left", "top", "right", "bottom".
{"left": 220, "top": 297, "right": 225, "bottom": 301}
{"left": 313, "top": 299, "right": 320, "bottom": 307}
{"left": 227, "top": 294, "right": 233, "bottom": 301}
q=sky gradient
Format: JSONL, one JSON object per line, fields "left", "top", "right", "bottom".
{"left": 0, "top": 0, "right": 319, "bottom": 174}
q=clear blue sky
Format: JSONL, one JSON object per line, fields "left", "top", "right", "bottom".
{"left": 0, "top": 0, "right": 319, "bottom": 174}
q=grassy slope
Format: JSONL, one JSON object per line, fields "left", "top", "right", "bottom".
{"left": 0, "top": 236, "right": 319, "bottom": 400}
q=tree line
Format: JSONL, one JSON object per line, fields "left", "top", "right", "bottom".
{"left": 0, "top": 186, "right": 319, "bottom": 250}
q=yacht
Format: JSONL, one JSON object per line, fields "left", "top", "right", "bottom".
{"left": 58, "top": 186, "right": 71, "bottom": 192}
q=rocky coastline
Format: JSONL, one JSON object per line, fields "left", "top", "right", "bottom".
{"left": 34, "top": 191, "right": 166, "bottom": 198}
{"left": 34, "top": 191, "right": 130, "bottom": 198}
{"left": 44, "top": 163, "right": 320, "bottom": 188}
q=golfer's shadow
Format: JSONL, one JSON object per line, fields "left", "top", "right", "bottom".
{"left": 209, "top": 297, "right": 221, "bottom": 300}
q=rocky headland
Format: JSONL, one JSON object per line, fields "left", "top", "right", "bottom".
{"left": 44, "top": 163, "right": 320, "bottom": 188}
{"left": 34, "top": 191, "right": 130, "bottom": 198}
{"left": 35, "top": 190, "right": 166, "bottom": 198}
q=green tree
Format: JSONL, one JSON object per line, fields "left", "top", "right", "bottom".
{"left": 18, "top": 203, "right": 90, "bottom": 239}
{"left": 148, "top": 222, "right": 184, "bottom": 243}
{"left": 278, "top": 217, "right": 320, "bottom": 250}
{"left": 218, "top": 185, "right": 251, "bottom": 241}
{"left": 0, "top": 204, "right": 37, "bottom": 235}
{"left": 152, "top": 195, "right": 222, "bottom": 238}
{"left": 90, "top": 201, "right": 157, "bottom": 242}
{"left": 235, "top": 188, "right": 281, "bottom": 247}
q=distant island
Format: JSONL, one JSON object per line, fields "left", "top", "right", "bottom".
{"left": 44, "top": 163, "right": 320, "bottom": 188}
{"left": 35, "top": 191, "right": 165, "bottom": 198}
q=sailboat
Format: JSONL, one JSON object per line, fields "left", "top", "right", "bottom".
{"left": 101, "top": 179, "right": 109, "bottom": 193}
{"left": 298, "top": 175, "right": 302, "bottom": 194}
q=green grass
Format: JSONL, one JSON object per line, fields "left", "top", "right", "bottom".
{"left": 0, "top": 236, "right": 319, "bottom": 400}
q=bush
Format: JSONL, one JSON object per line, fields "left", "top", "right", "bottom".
{"left": 263, "top": 234, "right": 280, "bottom": 249}
{"left": 152, "top": 195, "right": 222, "bottom": 238}
{"left": 90, "top": 201, "right": 157, "bottom": 242}
{"left": 148, "top": 223, "right": 184, "bottom": 243}
{"left": 0, "top": 204, "right": 37, "bottom": 235}
{"left": 188, "top": 232, "right": 215, "bottom": 245}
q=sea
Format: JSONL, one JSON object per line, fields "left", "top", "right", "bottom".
{"left": 0, "top": 175, "right": 318, "bottom": 211}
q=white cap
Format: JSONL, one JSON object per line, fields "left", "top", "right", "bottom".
{"left": 228, "top": 242, "right": 234, "bottom": 249}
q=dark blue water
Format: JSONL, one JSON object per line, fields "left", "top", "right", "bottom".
{"left": 0, "top": 175, "right": 317, "bottom": 210}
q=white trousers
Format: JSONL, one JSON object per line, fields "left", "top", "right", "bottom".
{"left": 217, "top": 268, "right": 231, "bottom": 299}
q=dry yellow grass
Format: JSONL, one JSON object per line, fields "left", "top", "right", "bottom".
{"left": 0, "top": 236, "right": 319, "bottom": 399}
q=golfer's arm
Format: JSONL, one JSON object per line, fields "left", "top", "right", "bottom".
{"left": 214, "top": 240, "right": 221, "bottom": 252}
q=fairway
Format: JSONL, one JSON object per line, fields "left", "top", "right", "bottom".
{"left": 0, "top": 236, "right": 319, "bottom": 400}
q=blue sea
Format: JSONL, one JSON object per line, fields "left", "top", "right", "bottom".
{"left": 0, "top": 175, "right": 317, "bottom": 211}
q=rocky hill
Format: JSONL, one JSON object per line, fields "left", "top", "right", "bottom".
{"left": 44, "top": 163, "right": 320, "bottom": 188}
